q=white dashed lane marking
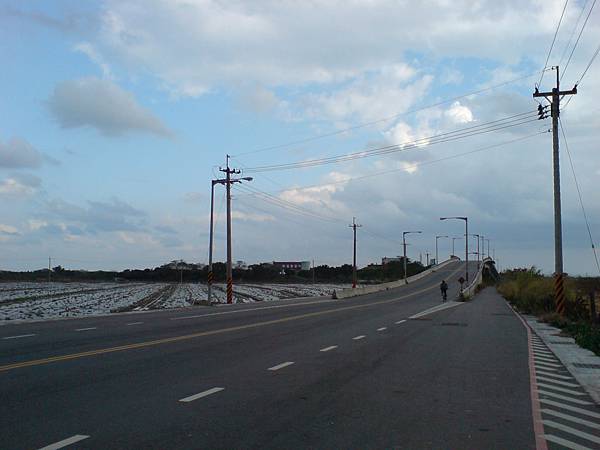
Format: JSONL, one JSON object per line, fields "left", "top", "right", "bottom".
{"left": 126, "top": 322, "right": 144, "bottom": 326}
{"left": 377, "top": 327, "right": 387, "bottom": 332}
{"left": 179, "top": 387, "right": 224, "bottom": 403}
{"left": 268, "top": 361, "right": 294, "bottom": 371}
{"left": 38, "top": 434, "right": 90, "bottom": 449}
{"left": 395, "top": 320, "right": 407, "bottom": 324}
{"left": 352, "top": 335, "right": 366, "bottom": 340}
{"left": 320, "top": 346, "right": 338, "bottom": 352}
{"left": 2, "top": 334, "right": 36, "bottom": 340}
{"left": 75, "top": 327, "right": 97, "bottom": 332}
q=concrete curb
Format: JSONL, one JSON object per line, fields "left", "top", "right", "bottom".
{"left": 332, "top": 257, "right": 460, "bottom": 300}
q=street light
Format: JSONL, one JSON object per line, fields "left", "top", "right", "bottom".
{"left": 435, "top": 235, "right": 448, "bottom": 265}
{"left": 485, "top": 239, "right": 491, "bottom": 259}
{"left": 451, "top": 237, "right": 462, "bottom": 257}
{"left": 440, "top": 217, "right": 468, "bottom": 283}
{"left": 207, "top": 176, "right": 252, "bottom": 304}
{"left": 403, "top": 230, "right": 422, "bottom": 284}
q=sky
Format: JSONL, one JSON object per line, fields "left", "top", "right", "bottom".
{"left": 0, "top": 0, "right": 599, "bottom": 275}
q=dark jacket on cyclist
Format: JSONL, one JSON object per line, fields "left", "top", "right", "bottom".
{"left": 440, "top": 280, "right": 448, "bottom": 293}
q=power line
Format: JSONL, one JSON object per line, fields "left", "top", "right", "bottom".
{"left": 243, "top": 111, "right": 540, "bottom": 172}
{"left": 539, "top": 0, "right": 570, "bottom": 87}
{"left": 559, "top": 0, "right": 590, "bottom": 66}
{"left": 562, "top": 40, "right": 600, "bottom": 110}
{"left": 232, "top": 70, "right": 549, "bottom": 158}
{"left": 559, "top": 118, "right": 600, "bottom": 275}
{"left": 561, "top": 0, "right": 597, "bottom": 82}
{"left": 237, "top": 130, "right": 547, "bottom": 198}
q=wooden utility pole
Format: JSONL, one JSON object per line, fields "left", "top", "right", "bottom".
{"left": 533, "top": 66, "right": 577, "bottom": 316}
{"left": 349, "top": 217, "right": 362, "bottom": 288}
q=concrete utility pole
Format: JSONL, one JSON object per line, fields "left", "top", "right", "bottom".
{"left": 403, "top": 231, "right": 422, "bottom": 284}
{"left": 436, "top": 235, "right": 448, "bottom": 265}
{"left": 533, "top": 66, "right": 577, "bottom": 316}
{"left": 426, "top": 251, "right": 430, "bottom": 267}
{"left": 48, "top": 257, "right": 51, "bottom": 283}
{"left": 349, "top": 217, "right": 362, "bottom": 288}
{"left": 208, "top": 178, "right": 226, "bottom": 304}
{"left": 312, "top": 259, "right": 316, "bottom": 284}
{"left": 216, "top": 155, "right": 253, "bottom": 304}
{"left": 440, "top": 217, "right": 468, "bottom": 283}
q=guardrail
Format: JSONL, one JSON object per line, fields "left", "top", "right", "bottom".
{"left": 459, "top": 257, "right": 493, "bottom": 300}
{"left": 333, "top": 257, "right": 460, "bottom": 299}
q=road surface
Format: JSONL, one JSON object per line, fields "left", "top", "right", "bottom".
{"left": 2, "top": 261, "right": 597, "bottom": 449}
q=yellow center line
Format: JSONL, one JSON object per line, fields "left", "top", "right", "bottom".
{"left": 0, "top": 264, "right": 463, "bottom": 373}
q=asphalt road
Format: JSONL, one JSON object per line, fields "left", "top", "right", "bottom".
{"left": 0, "top": 261, "right": 539, "bottom": 449}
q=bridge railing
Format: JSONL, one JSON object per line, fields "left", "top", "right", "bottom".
{"left": 333, "top": 256, "right": 460, "bottom": 300}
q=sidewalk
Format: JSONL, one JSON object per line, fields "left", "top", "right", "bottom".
{"left": 524, "top": 314, "right": 600, "bottom": 405}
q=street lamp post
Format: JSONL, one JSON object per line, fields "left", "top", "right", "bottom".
{"left": 485, "top": 239, "right": 491, "bottom": 259}
{"left": 435, "top": 235, "right": 448, "bottom": 265}
{"left": 452, "top": 237, "right": 462, "bottom": 257}
{"left": 207, "top": 175, "right": 252, "bottom": 304}
{"left": 440, "top": 217, "right": 468, "bottom": 284}
{"left": 403, "top": 231, "right": 422, "bottom": 284}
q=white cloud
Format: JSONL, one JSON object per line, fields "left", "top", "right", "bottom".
{"left": 0, "top": 173, "right": 41, "bottom": 197}
{"left": 47, "top": 77, "right": 172, "bottom": 137}
{"left": 94, "top": 0, "right": 567, "bottom": 97}
{"left": 0, "top": 137, "right": 44, "bottom": 169}
{"left": 74, "top": 42, "right": 112, "bottom": 78}
{"left": 445, "top": 101, "right": 474, "bottom": 124}
{"left": 0, "top": 224, "right": 20, "bottom": 235}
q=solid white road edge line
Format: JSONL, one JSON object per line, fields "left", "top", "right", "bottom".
{"left": 268, "top": 361, "right": 294, "bottom": 371}
{"left": 320, "top": 346, "right": 338, "bottom": 352}
{"left": 38, "top": 434, "right": 90, "bottom": 450}
{"left": 2, "top": 334, "right": 36, "bottom": 340}
{"left": 409, "top": 301, "right": 462, "bottom": 319}
{"left": 179, "top": 387, "right": 224, "bottom": 403}
{"left": 352, "top": 335, "right": 366, "bottom": 340}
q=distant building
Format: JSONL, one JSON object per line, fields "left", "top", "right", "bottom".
{"left": 234, "top": 260, "right": 248, "bottom": 270}
{"left": 382, "top": 256, "right": 405, "bottom": 265}
{"left": 273, "top": 261, "right": 311, "bottom": 271}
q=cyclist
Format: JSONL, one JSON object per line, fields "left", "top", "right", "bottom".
{"left": 440, "top": 280, "right": 448, "bottom": 302}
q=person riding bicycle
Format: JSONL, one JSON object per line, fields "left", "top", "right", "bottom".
{"left": 440, "top": 280, "right": 448, "bottom": 302}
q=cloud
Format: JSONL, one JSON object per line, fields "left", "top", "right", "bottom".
{"left": 44, "top": 197, "right": 147, "bottom": 234}
{"left": 0, "top": 173, "right": 41, "bottom": 197}
{"left": 0, "top": 224, "right": 20, "bottom": 235}
{"left": 47, "top": 77, "right": 172, "bottom": 137}
{"left": 0, "top": 137, "right": 44, "bottom": 169}
{"left": 444, "top": 101, "right": 474, "bottom": 124}
{"left": 94, "top": 0, "right": 567, "bottom": 97}
{"left": 74, "top": 42, "right": 112, "bottom": 78}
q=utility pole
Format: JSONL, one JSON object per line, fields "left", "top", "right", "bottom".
{"left": 436, "top": 235, "right": 448, "bottom": 265}
{"left": 349, "top": 217, "right": 362, "bottom": 288}
{"left": 218, "top": 155, "right": 253, "bottom": 304}
{"left": 426, "top": 251, "right": 430, "bottom": 267}
{"left": 312, "top": 258, "right": 315, "bottom": 284}
{"left": 48, "top": 257, "right": 51, "bottom": 283}
{"left": 403, "top": 231, "right": 422, "bottom": 284}
{"left": 533, "top": 66, "right": 577, "bottom": 316}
